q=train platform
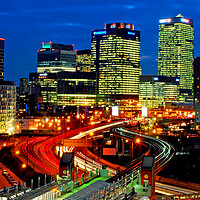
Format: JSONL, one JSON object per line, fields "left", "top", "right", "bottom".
{"left": 56, "top": 177, "right": 108, "bottom": 200}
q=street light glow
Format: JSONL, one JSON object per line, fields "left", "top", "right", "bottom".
{"left": 136, "top": 138, "right": 141, "bottom": 144}
{"left": 22, "top": 164, "right": 26, "bottom": 168}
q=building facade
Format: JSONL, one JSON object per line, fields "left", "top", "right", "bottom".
{"left": 19, "top": 78, "right": 29, "bottom": 95}
{"left": 29, "top": 73, "right": 57, "bottom": 104}
{"left": 37, "top": 42, "right": 76, "bottom": 73}
{"left": 57, "top": 71, "right": 96, "bottom": 106}
{"left": 76, "top": 49, "right": 91, "bottom": 72}
{"left": 0, "top": 38, "right": 5, "bottom": 80}
{"left": 139, "top": 75, "right": 180, "bottom": 109}
{"left": 158, "top": 14, "right": 194, "bottom": 91}
{"left": 91, "top": 22, "right": 141, "bottom": 106}
{"left": 0, "top": 81, "right": 16, "bottom": 135}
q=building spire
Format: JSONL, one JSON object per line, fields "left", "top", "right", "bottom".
{"left": 176, "top": 14, "right": 184, "bottom": 18}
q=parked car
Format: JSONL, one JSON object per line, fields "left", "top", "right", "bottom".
{"left": 6, "top": 174, "right": 12, "bottom": 181}
{"left": 9, "top": 178, "right": 15, "bottom": 184}
{"left": 2, "top": 170, "right": 8, "bottom": 176}
{"left": 11, "top": 181, "right": 18, "bottom": 187}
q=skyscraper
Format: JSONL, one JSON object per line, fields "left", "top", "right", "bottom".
{"left": 0, "top": 81, "right": 16, "bottom": 135}
{"left": 91, "top": 22, "right": 141, "bottom": 102}
{"left": 19, "top": 78, "right": 29, "bottom": 95}
{"left": 0, "top": 38, "right": 5, "bottom": 80}
{"left": 158, "top": 14, "right": 194, "bottom": 91}
{"left": 37, "top": 42, "right": 76, "bottom": 73}
{"left": 29, "top": 73, "right": 57, "bottom": 103}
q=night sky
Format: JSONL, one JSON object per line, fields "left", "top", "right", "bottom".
{"left": 1, "top": 0, "right": 200, "bottom": 85}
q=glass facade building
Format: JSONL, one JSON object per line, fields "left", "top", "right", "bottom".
{"left": 37, "top": 42, "right": 76, "bottom": 73}
{"left": 158, "top": 14, "right": 194, "bottom": 91}
{"left": 57, "top": 71, "right": 96, "bottom": 106}
{"left": 139, "top": 75, "right": 179, "bottom": 109}
{"left": 91, "top": 23, "right": 141, "bottom": 101}
{"left": 29, "top": 73, "right": 57, "bottom": 104}
{"left": 0, "top": 81, "right": 16, "bottom": 135}
{"left": 76, "top": 49, "right": 91, "bottom": 72}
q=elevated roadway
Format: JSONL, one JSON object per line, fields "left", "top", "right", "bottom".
{"left": 16, "top": 121, "right": 200, "bottom": 198}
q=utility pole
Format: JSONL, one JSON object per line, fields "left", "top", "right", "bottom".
{"left": 27, "top": 140, "right": 28, "bottom": 165}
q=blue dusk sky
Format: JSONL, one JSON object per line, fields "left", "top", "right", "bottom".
{"left": 0, "top": 0, "right": 200, "bottom": 84}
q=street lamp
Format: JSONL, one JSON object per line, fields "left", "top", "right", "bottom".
{"left": 22, "top": 164, "right": 26, "bottom": 168}
{"left": 136, "top": 138, "right": 141, "bottom": 144}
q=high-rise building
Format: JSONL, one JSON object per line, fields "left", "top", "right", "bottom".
{"left": 57, "top": 71, "right": 96, "bottom": 106}
{"left": 76, "top": 49, "right": 91, "bottom": 72}
{"left": 0, "top": 81, "right": 16, "bottom": 135}
{"left": 158, "top": 14, "right": 194, "bottom": 91}
{"left": 37, "top": 42, "right": 77, "bottom": 73}
{"left": 29, "top": 73, "right": 57, "bottom": 104}
{"left": 19, "top": 78, "right": 29, "bottom": 95}
{"left": 91, "top": 23, "right": 141, "bottom": 102}
{"left": 139, "top": 75, "right": 180, "bottom": 109}
{"left": 0, "top": 38, "right": 5, "bottom": 80}
{"left": 17, "top": 78, "right": 29, "bottom": 114}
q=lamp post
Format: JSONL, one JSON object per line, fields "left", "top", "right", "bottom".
{"left": 26, "top": 140, "right": 28, "bottom": 165}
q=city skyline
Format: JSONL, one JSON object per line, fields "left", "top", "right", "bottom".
{"left": 1, "top": 0, "right": 200, "bottom": 84}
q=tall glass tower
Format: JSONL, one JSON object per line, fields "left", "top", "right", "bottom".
{"left": 91, "top": 23, "right": 141, "bottom": 99}
{"left": 158, "top": 14, "right": 194, "bottom": 91}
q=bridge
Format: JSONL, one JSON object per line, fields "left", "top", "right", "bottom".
{"left": 63, "top": 139, "right": 93, "bottom": 147}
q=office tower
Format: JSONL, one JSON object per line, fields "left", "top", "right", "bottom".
{"left": 139, "top": 75, "right": 179, "bottom": 109}
{"left": 0, "top": 81, "right": 16, "bottom": 135}
{"left": 19, "top": 78, "right": 29, "bottom": 95}
{"left": 37, "top": 42, "right": 77, "bottom": 73}
{"left": 17, "top": 78, "right": 29, "bottom": 113}
{"left": 91, "top": 23, "right": 141, "bottom": 101}
{"left": 29, "top": 73, "right": 57, "bottom": 104}
{"left": 76, "top": 49, "right": 91, "bottom": 72}
{"left": 0, "top": 38, "right": 5, "bottom": 80}
{"left": 193, "top": 57, "right": 200, "bottom": 125}
{"left": 158, "top": 14, "right": 194, "bottom": 91}
{"left": 57, "top": 71, "right": 96, "bottom": 106}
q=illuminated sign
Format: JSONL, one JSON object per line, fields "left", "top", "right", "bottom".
{"left": 103, "top": 148, "right": 116, "bottom": 155}
{"left": 93, "top": 31, "right": 106, "bottom": 35}
{"left": 126, "top": 24, "right": 131, "bottom": 29}
{"left": 154, "top": 77, "right": 158, "bottom": 81}
{"left": 128, "top": 32, "right": 135, "bottom": 35}
{"left": 39, "top": 73, "right": 47, "bottom": 76}
{"left": 181, "top": 18, "right": 189, "bottom": 23}
{"left": 142, "top": 107, "right": 148, "bottom": 117}
{"left": 176, "top": 78, "right": 180, "bottom": 82}
{"left": 159, "top": 18, "right": 171, "bottom": 23}
{"left": 112, "top": 106, "right": 119, "bottom": 116}
{"left": 110, "top": 23, "right": 116, "bottom": 28}
{"left": 42, "top": 43, "right": 51, "bottom": 48}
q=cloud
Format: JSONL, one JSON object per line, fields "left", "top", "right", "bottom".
{"left": 122, "top": 5, "right": 136, "bottom": 9}
{"left": 50, "top": 22, "right": 82, "bottom": 27}
{"left": 0, "top": 11, "right": 12, "bottom": 16}
{"left": 141, "top": 55, "right": 152, "bottom": 60}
